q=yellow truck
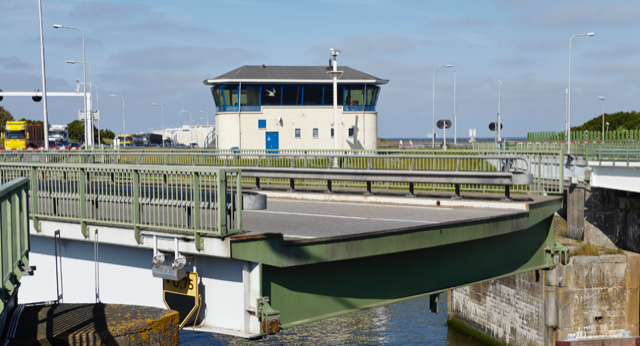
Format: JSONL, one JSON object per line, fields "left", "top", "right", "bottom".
{"left": 2, "top": 121, "right": 43, "bottom": 150}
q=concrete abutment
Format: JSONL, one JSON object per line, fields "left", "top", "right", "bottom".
{"left": 448, "top": 251, "right": 640, "bottom": 346}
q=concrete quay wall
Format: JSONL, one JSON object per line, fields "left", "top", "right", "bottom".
{"left": 448, "top": 253, "right": 640, "bottom": 346}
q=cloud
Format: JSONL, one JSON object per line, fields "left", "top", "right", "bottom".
{"left": 507, "top": 37, "right": 565, "bottom": 53}
{"left": 513, "top": 0, "right": 640, "bottom": 29}
{"left": 432, "top": 17, "right": 494, "bottom": 28}
{"left": 308, "top": 33, "right": 431, "bottom": 60}
{"left": 490, "top": 56, "right": 536, "bottom": 67}
{"left": 68, "top": 2, "right": 149, "bottom": 23}
{"left": 0, "top": 56, "right": 33, "bottom": 70}
{"left": 107, "top": 45, "right": 263, "bottom": 71}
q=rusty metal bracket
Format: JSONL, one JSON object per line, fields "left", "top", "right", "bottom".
{"left": 546, "top": 240, "right": 569, "bottom": 265}
{"left": 257, "top": 297, "right": 280, "bottom": 335}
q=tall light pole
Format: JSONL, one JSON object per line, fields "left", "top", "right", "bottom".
{"left": 38, "top": 0, "right": 50, "bottom": 150}
{"left": 327, "top": 48, "right": 343, "bottom": 150}
{"left": 599, "top": 96, "right": 605, "bottom": 141}
{"left": 110, "top": 95, "right": 125, "bottom": 136}
{"left": 565, "top": 88, "right": 568, "bottom": 140}
{"left": 568, "top": 32, "right": 595, "bottom": 154}
{"left": 453, "top": 69, "right": 457, "bottom": 145}
{"left": 152, "top": 103, "right": 164, "bottom": 147}
{"left": 199, "top": 110, "right": 209, "bottom": 127}
{"left": 54, "top": 24, "right": 90, "bottom": 146}
{"left": 497, "top": 80, "right": 502, "bottom": 149}
{"left": 433, "top": 65, "right": 453, "bottom": 148}
{"left": 181, "top": 110, "right": 192, "bottom": 146}
{"left": 68, "top": 60, "right": 95, "bottom": 145}
{"left": 80, "top": 82, "right": 100, "bottom": 145}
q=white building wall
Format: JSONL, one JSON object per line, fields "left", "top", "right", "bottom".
{"left": 217, "top": 106, "right": 377, "bottom": 150}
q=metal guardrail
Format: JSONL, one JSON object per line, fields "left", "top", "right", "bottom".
{"left": 0, "top": 163, "right": 242, "bottom": 250}
{"left": 0, "top": 177, "right": 30, "bottom": 316}
{"left": 585, "top": 147, "right": 640, "bottom": 166}
{"left": 0, "top": 150, "right": 548, "bottom": 197}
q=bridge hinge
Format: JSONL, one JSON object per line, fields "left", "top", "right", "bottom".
{"left": 257, "top": 297, "right": 280, "bottom": 335}
{"left": 546, "top": 240, "right": 569, "bottom": 265}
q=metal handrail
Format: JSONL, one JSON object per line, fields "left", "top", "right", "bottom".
{"left": 4, "top": 151, "right": 532, "bottom": 175}
{"left": 0, "top": 163, "right": 242, "bottom": 250}
{"left": 0, "top": 177, "right": 30, "bottom": 316}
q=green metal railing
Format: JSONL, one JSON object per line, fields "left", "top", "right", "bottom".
{"left": 584, "top": 145, "right": 640, "bottom": 167}
{"left": 527, "top": 130, "right": 640, "bottom": 142}
{"left": 0, "top": 163, "right": 242, "bottom": 250}
{"left": 0, "top": 177, "right": 30, "bottom": 316}
{"left": 1, "top": 149, "right": 564, "bottom": 196}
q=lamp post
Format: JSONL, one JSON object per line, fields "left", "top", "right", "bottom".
{"left": 568, "top": 32, "right": 595, "bottom": 154}
{"left": 152, "top": 103, "right": 164, "bottom": 147}
{"left": 68, "top": 61, "right": 97, "bottom": 145}
{"left": 38, "top": 0, "right": 50, "bottom": 150}
{"left": 599, "top": 97, "right": 605, "bottom": 141}
{"left": 54, "top": 24, "right": 90, "bottom": 146}
{"left": 80, "top": 82, "right": 100, "bottom": 145}
{"left": 497, "top": 80, "right": 502, "bottom": 149}
{"left": 453, "top": 69, "right": 457, "bottom": 145}
{"left": 199, "top": 110, "right": 209, "bottom": 127}
{"left": 110, "top": 95, "right": 125, "bottom": 137}
{"left": 327, "top": 48, "right": 343, "bottom": 150}
{"left": 432, "top": 65, "right": 453, "bottom": 148}
{"left": 606, "top": 122, "right": 610, "bottom": 138}
{"left": 181, "top": 110, "right": 192, "bottom": 147}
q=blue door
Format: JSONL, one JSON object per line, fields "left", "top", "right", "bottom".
{"left": 266, "top": 132, "right": 279, "bottom": 153}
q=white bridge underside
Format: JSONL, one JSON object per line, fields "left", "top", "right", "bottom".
{"left": 19, "top": 220, "right": 262, "bottom": 338}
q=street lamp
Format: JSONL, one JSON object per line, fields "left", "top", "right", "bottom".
{"left": 199, "top": 110, "right": 209, "bottom": 127}
{"left": 181, "top": 110, "right": 192, "bottom": 147}
{"left": 433, "top": 65, "right": 453, "bottom": 148}
{"left": 568, "top": 32, "right": 595, "bottom": 154}
{"left": 598, "top": 96, "right": 605, "bottom": 141}
{"left": 54, "top": 24, "right": 90, "bottom": 146}
{"left": 606, "top": 122, "right": 610, "bottom": 136}
{"left": 110, "top": 95, "right": 125, "bottom": 137}
{"left": 152, "top": 103, "right": 164, "bottom": 147}
{"left": 38, "top": 0, "right": 50, "bottom": 150}
{"left": 68, "top": 61, "right": 97, "bottom": 145}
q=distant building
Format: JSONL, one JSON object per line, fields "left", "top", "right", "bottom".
{"left": 203, "top": 65, "right": 388, "bottom": 150}
{"left": 154, "top": 125, "right": 215, "bottom": 148}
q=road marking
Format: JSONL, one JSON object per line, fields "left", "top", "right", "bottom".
{"left": 245, "top": 210, "right": 438, "bottom": 224}
{"left": 270, "top": 198, "right": 452, "bottom": 210}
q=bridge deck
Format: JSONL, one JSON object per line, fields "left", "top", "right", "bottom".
{"left": 243, "top": 199, "right": 523, "bottom": 239}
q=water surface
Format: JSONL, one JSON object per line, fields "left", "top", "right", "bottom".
{"left": 180, "top": 294, "right": 484, "bottom": 346}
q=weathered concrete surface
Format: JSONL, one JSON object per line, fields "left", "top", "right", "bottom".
{"left": 448, "top": 251, "right": 640, "bottom": 346}
{"left": 586, "top": 188, "right": 640, "bottom": 253}
{"left": 6, "top": 303, "right": 179, "bottom": 345}
{"left": 567, "top": 185, "right": 585, "bottom": 240}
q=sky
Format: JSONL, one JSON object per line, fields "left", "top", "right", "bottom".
{"left": 0, "top": 0, "right": 639, "bottom": 139}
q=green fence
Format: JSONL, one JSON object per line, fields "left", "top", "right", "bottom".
{"left": 0, "top": 163, "right": 242, "bottom": 250}
{"left": 2, "top": 149, "right": 565, "bottom": 196}
{"left": 0, "top": 177, "right": 30, "bottom": 316}
{"left": 527, "top": 130, "right": 640, "bottom": 142}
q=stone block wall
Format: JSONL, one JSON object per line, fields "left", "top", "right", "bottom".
{"left": 448, "top": 253, "right": 640, "bottom": 346}
{"left": 586, "top": 188, "right": 640, "bottom": 252}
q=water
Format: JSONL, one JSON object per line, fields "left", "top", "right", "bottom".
{"left": 180, "top": 294, "right": 484, "bottom": 346}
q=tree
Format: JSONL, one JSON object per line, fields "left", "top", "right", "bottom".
{"left": 68, "top": 120, "right": 85, "bottom": 142}
{"left": 0, "top": 106, "right": 14, "bottom": 125}
{"left": 571, "top": 110, "right": 640, "bottom": 132}
{"left": 100, "top": 129, "right": 115, "bottom": 143}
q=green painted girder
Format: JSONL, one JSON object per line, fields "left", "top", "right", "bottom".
{"left": 229, "top": 197, "right": 561, "bottom": 329}
{"left": 229, "top": 198, "right": 560, "bottom": 267}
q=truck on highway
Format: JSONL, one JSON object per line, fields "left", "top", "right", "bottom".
{"left": 1, "top": 121, "right": 43, "bottom": 149}
{"left": 140, "top": 133, "right": 162, "bottom": 147}
{"left": 49, "top": 124, "right": 69, "bottom": 141}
